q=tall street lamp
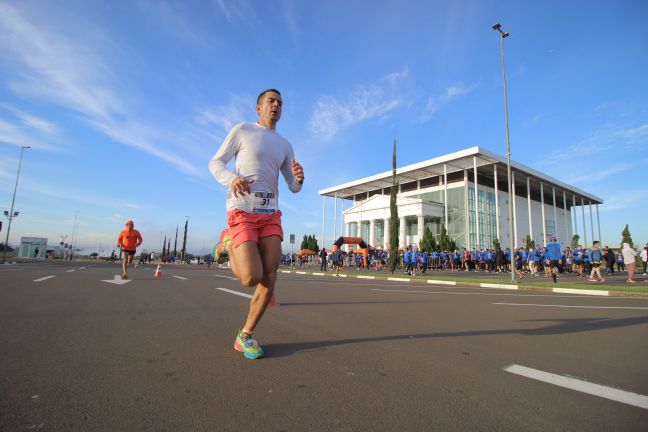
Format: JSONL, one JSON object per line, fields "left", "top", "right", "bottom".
{"left": 70, "top": 210, "right": 79, "bottom": 261}
{"left": 2, "top": 146, "right": 31, "bottom": 263}
{"left": 492, "top": 23, "right": 515, "bottom": 282}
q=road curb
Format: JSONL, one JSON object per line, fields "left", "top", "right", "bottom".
{"left": 275, "top": 269, "right": 648, "bottom": 297}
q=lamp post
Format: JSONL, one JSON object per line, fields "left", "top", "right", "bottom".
{"left": 2, "top": 146, "right": 30, "bottom": 263}
{"left": 69, "top": 210, "right": 79, "bottom": 261}
{"left": 492, "top": 23, "right": 515, "bottom": 282}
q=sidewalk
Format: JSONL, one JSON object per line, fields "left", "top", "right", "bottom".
{"left": 282, "top": 264, "right": 648, "bottom": 296}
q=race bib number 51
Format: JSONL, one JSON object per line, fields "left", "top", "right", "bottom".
{"left": 252, "top": 192, "right": 277, "bottom": 214}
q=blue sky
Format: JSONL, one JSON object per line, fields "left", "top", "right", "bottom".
{"left": 0, "top": 0, "right": 647, "bottom": 255}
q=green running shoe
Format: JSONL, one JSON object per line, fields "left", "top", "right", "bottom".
{"left": 233, "top": 328, "right": 265, "bottom": 359}
{"left": 214, "top": 229, "right": 231, "bottom": 264}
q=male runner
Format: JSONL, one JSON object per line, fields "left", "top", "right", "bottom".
{"left": 545, "top": 236, "right": 562, "bottom": 283}
{"left": 116, "top": 220, "right": 143, "bottom": 279}
{"left": 209, "top": 89, "right": 304, "bottom": 360}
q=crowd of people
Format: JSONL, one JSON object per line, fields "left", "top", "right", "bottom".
{"left": 295, "top": 239, "right": 648, "bottom": 285}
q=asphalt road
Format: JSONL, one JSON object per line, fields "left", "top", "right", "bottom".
{"left": 1, "top": 261, "right": 647, "bottom": 431}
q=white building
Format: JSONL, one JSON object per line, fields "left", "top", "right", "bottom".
{"left": 318, "top": 147, "right": 603, "bottom": 250}
{"left": 19, "top": 237, "right": 47, "bottom": 258}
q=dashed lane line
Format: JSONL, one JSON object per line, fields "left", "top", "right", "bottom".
{"left": 213, "top": 274, "right": 237, "bottom": 280}
{"left": 172, "top": 275, "right": 188, "bottom": 280}
{"left": 33, "top": 275, "right": 55, "bottom": 282}
{"left": 505, "top": 364, "right": 648, "bottom": 410}
{"left": 215, "top": 287, "right": 252, "bottom": 299}
{"left": 66, "top": 269, "right": 76, "bottom": 273}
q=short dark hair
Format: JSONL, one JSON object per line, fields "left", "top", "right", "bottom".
{"left": 257, "top": 88, "right": 281, "bottom": 105}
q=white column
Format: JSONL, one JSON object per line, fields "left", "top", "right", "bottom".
{"left": 527, "top": 177, "right": 533, "bottom": 242}
{"left": 443, "top": 164, "right": 449, "bottom": 230}
{"left": 540, "top": 182, "right": 547, "bottom": 245}
{"left": 512, "top": 171, "right": 518, "bottom": 248}
{"left": 573, "top": 194, "right": 578, "bottom": 239}
{"left": 383, "top": 218, "right": 389, "bottom": 249}
{"left": 473, "top": 157, "right": 480, "bottom": 249}
{"left": 321, "top": 195, "right": 326, "bottom": 250}
{"left": 589, "top": 201, "right": 595, "bottom": 242}
{"left": 581, "top": 197, "right": 588, "bottom": 247}
{"left": 552, "top": 187, "right": 558, "bottom": 240}
{"left": 563, "top": 191, "right": 569, "bottom": 244}
{"left": 345, "top": 223, "right": 350, "bottom": 237}
{"left": 340, "top": 198, "right": 345, "bottom": 237}
{"left": 464, "top": 170, "right": 470, "bottom": 249}
{"left": 494, "top": 164, "right": 500, "bottom": 241}
{"left": 596, "top": 204, "right": 601, "bottom": 243}
{"left": 417, "top": 215, "right": 424, "bottom": 248}
{"left": 369, "top": 219, "right": 376, "bottom": 247}
{"left": 333, "top": 193, "right": 337, "bottom": 240}
{"left": 399, "top": 216, "right": 406, "bottom": 249}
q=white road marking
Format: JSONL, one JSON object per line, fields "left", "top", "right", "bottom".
{"left": 33, "top": 275, "right": 55, "bottom": 282}
{"left": 553, "top": 288, "right": 608, "bottom": 296}
{"left": 213, "top": 274, "right": 237, "bottom": 280}
{"left": 480, "top": 283, "right": 518, "bottom": 290}
{"left": 388, "top": 277, "right": 410, "bottom": 282}
{"left": 280, "top": 270, "right": 292, "bottom": 273}
{"left": 357, "top": 275, "right": 375, "bottom": 280}
{"left": 79, "top": 267, "right": 86, "bottom": 269}
{"left": 312, "top": 272, "right": 325, "bottom": 276}
{"left": 493, "top": 302, "right": 648, "bottom": 310}
{"left": 66, "top": 269, "right": 76, "bottom": 273}
{"left": 504, "top": 364, "right": 648, "bottom": 410}
{"left": 215, "top": 287, "right": 252, "bottom": 299}
{"left": 372, "top": 288, "right": 630, "bottom": 299}
{"left": 172, "top": 275, "right": 187, "bottom": 280}
{"left": 296, "top": 271, "right": 306, "bottom": 274}
{"left": 101, "top": 275, "right": 132, "bottom": 285}
{"left": 427, "top": 279, "right": 456, "bottom": 286}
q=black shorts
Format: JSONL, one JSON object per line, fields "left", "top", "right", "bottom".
{"left": 549, "top": 260, "right": 559, "bottom": 268}
{"left": 123, "top": 249, "right": 136, "bottom": 256}
{"left": 591, "top": 261, "right": 600, "bottom": 268}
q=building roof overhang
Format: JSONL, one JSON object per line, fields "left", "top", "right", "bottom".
{"left": 318, "top": 146, "right": 603, "bottom": 204}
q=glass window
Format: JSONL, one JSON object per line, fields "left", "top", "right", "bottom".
{"left": 349, "top": 222, "right": 358, "bottom": 237}
{"left": 375, "top": 220, "right": 384, "bottom": 245}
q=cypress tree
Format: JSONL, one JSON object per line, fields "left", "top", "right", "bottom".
{"left": 387, "top": 138, "right": 400, "bottom": 274}
{"left": 301, "top": 235, "right": 308, "bottom": 250}
{"left": 571, "top": 234, "right": 580, "bottom": 248}
{"left": 621, "top": 224, "right": 633, "bottom": 247}
{"left": 419, "top": 226, "right": 433, "bottom": 252}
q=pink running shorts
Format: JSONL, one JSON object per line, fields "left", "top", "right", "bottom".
{"left": 227, "top": 209, "right": 284, "bottom": 249}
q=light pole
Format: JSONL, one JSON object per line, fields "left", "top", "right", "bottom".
{"left": 492, "top": 23, "right": 515, "bottom": 282}
{"left": 70, "top": 210, "right": 79, "bottom": 261}
{"left": 2, "top": 146, "right": 30, "bottom": 263}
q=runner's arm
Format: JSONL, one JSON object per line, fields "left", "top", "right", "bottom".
{"left": 280, "top": 150, "right": 303, "bottom": 193}
{"left": 208, "top": 125, "right": 242, "bottom": 187}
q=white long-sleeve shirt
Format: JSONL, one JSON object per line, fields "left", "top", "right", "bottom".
{"left": 208, "top": 122, "right": 302, "bottom": 213}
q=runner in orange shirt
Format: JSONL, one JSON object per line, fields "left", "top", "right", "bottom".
{"left": 117, "top": 220, "right": 143, "bottom": 279}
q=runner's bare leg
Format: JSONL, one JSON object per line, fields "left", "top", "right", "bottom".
{"left": 227, "top": 241, "right": 263, "bottom": 287}
{"left": 243, "top": 235, "right": 281, "bottom": 332}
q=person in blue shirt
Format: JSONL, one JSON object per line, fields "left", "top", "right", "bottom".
{"left": 420, "top": 250, "right": 428, "bottom": 275}
{"left": 572, "top": 246, "right": 584, "bottom": 277}
{"left": 545, "top": 236, "right": 562, "bottom": 283}
{"left": 588, "top": 241, "right": 606, "bottom": 282}
{"left": 520, "top": 248, "right": 528, "bottom": 274}
{"left": 514, "top": 248, "right": 525, "bottom": 279}
{"left": 410, "top": 248, "right": 419, "bottom": 276}
{"left": 403, "top": 247, "right": 412, "bottom": 275}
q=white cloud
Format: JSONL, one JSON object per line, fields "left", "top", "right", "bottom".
{"left": 416, "top": 82, "right": 478, "bottom": 123}
{"left": 214, "top": 0, "right": 255, "bottom": 24}
{"left": 309, "top": 80, "right": 403, "bottom": 141}
{"left": 563, "top": 163, "right": 633, "bottom": 185}
{"left": 197, "top": 93, "right": 251, "bottom": 134}
{"left": 0, "top": 3, "right": 198, "bottom": 175}
{"left": 601, "top": 189, "right": 648, "bottom": 211}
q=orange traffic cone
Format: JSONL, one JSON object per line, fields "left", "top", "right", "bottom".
{"left": 154, "top": 264, "right": 162, "bottom": 278}
{"left": 268, "top": 294, "right": 278, "bottom": 308}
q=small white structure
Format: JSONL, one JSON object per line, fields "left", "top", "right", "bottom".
{"left": 319, "top": 147, "right": 603, "bottom": 250}
{"left": 19, "top": 237, "right": 47, "bottom": 259}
